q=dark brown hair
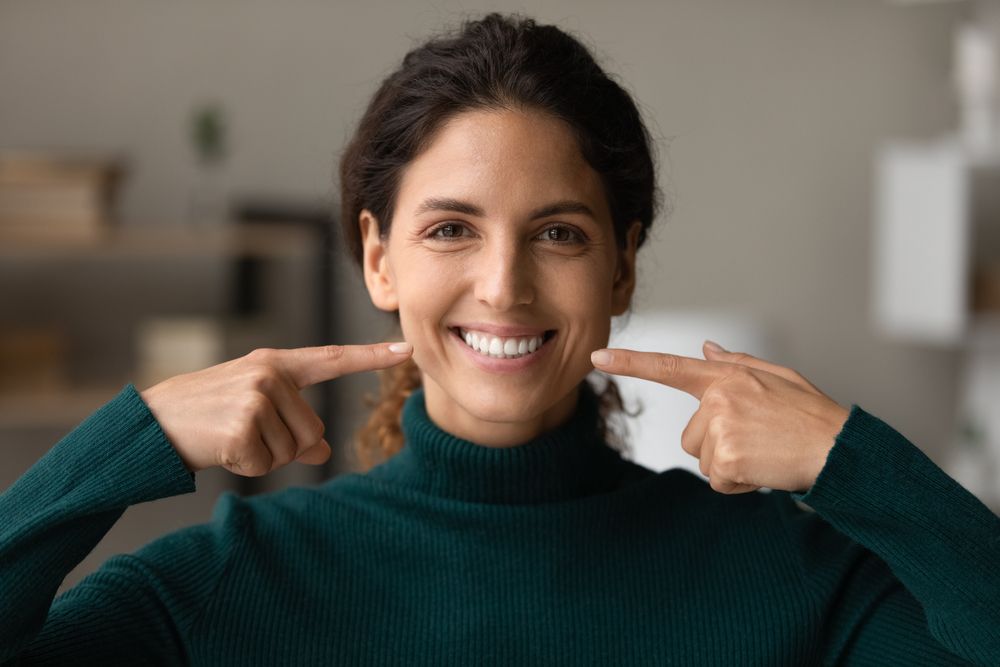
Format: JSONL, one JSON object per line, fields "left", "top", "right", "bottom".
{"left": 338, "top": 13, "right": 661, "bottom": 470}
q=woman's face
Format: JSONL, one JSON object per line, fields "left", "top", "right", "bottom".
{"left": 361, "top": 108, "right": 639, "bottom": 446}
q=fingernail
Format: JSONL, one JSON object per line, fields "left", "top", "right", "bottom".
{"left": 388, "top": 342, "right": 412, "bottom": 354}
{"left": 591, "top": 349, "right": 612, "bottom": 366}
{"left": 705, "top": 340, "right": 726, "bottom": 352}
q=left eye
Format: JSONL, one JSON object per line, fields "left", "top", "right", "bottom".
{"left": 538, "top": 226, "right": 582, "bottom": 243}
{"left": 429, "top": 223, "right": 469, "bottom": 239}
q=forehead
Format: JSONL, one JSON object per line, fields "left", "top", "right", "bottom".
{"left": 395, "top": 108, "right": 610, "bottom": 221}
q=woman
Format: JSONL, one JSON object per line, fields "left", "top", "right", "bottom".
{"left": 1, "top": 13, "right": 997, "bottom": 666}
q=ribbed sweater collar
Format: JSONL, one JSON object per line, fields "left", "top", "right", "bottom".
{"left": 367, "top": 384, "right": 627, "bottom": 505}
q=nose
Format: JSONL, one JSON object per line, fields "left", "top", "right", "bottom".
{"left": 473, "top": 239, "right": 535, "bottom": 311}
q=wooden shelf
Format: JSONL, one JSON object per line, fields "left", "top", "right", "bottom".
{"left": 0, "top": 385, "right": 128, "bottom": 430}
{"left": 0, "top": 221, "right": 316, "bottom": 260}
{"left": 0, "top": 218, "right": 332, "bottom": 444}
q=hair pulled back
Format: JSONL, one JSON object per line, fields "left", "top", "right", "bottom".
{"left": 339, "top": 13, "right": 661, "bottom": 470}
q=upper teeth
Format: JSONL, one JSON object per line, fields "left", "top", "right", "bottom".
{"left": 459, "top": 328, "right": 545, "bottom": 359}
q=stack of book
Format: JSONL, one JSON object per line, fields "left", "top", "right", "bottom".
{"left": 0, "top": 327, "right": 68, "bottom": 394}
{"left": 0, "top": 151, "right": 125, "bottom": 241}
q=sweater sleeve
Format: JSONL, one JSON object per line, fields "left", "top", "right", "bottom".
{"left": 0, "top": 384, "right": 237, "bottom": 664}
{"left": 785, "top": 404, "right": 1000, "bottom": 667}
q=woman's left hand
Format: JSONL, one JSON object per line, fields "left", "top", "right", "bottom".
{"left": 591, "top": 340, "right": 851, "bottom": 495}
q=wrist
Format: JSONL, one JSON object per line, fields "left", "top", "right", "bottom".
{"left": 799, "top": 403, "right": 849, "bottom": 492}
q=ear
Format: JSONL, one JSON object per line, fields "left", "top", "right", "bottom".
{"left": 359, "top": 209, "right": 399, "bottom": 312}
{"left": 610, "top": 221, "right": 642, "bottom": 316}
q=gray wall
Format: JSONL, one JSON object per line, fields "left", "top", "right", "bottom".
{"left": 1, "top": 0, "right": 970, "bottom": 525}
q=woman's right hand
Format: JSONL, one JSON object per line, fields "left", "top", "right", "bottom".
{"left": 139, "top": 342, "right": 413, "bottom": 476}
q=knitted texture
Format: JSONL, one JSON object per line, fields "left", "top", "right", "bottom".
{"left": 1, "top": 384, "right": 997, "bottom": 665}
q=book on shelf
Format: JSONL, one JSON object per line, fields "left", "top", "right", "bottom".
{"left": 0, "top": 328, "right": 68, "bottom": 394}
{"left": 0, "top": 150, "right": 126, "bottom": 241}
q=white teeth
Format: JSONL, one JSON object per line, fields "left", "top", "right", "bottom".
{"left": 456, "top": 328, "right": 548, "bottom": 360}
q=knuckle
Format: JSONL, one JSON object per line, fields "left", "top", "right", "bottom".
{"left": 216, "top": 445, "right": 238, "bottom": 469}
{"left": 308, "top": 416, "right": 325, "bottom": 443}
{"left": 246, "top": 347, "right": 277, "bottom": 364}
{"left": 747, "top": 373, "right": 767, "bottom": 393}
{"left": 656, "top": 354, "right": 680, "bottom": 377}
{"left": 246, "top": 455, "right": 271, "bottom": 477}
{"left": 789, "top": 369, "right": 810, "bottom": 386}
{"left": 732, "top": 366, "right": 765, "bottom": 392}
{"left": 321, "top": 345, "right": 346, "bottom": 363}
{"left": 237, "top": 443, "right": 272, "bottom": 476}
{"left": 709, "top": 473, "right": 737, "bottom": 494}
{"left": 731, "top": 365, "right": 754, "bottom": 382}
{"left": 713, "top": 445, "right": 741, "bottom": 479}
{"left": 699, "top": 457, "right": 710, "bottom": 477}
{"left": 223, "top": 421, "right": 252, "bottom": 448}
{"left": 701, "top": 387, "right": 728, "bottom": 410}
{"left": 708, "top": 475, "right": 727, "bottom": 493}
{"left": 248, "top": 367, "right": 281, "bottom": 393}
{"left": 242, "top": 392, "right": 271, "bottom": 417}
{"left": 680, "top": 419, "right": 701, "bottom": 456}
{"left": 270, "top": 445, "right": 295, "bottom": 468}
{"left": 680, "top": 430, "right": 698, "bottom": 456}
{"left": 706, "top": 416, "right": 726, "bottom": 441}
{"left": 217, "top": 442, "right": 255, "bottom": 475}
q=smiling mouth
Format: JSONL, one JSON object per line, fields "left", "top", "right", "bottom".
{"left": 449, "top": 327, "right": 556, "bottom": 360}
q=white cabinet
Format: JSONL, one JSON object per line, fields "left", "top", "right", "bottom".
{"left": 874, "top": 137, "right": 1000, "bottom": 510}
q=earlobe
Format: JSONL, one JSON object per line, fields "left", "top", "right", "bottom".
{"left": 610, "top": 221, "right": 642, "bottom": 316}
{"left": 359, "top": 210, "right": 398, "bottom": 312}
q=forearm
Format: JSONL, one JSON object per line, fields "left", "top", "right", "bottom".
{"left": 792, "top": 405, "right": 1000, "bottom": 665}
{"left": 0, "top": 385, "right": 196, "bottom": 661}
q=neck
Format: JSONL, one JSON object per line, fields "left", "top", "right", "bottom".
{"left": 364, "top": 383, "right": 631, "bottom": 504}
{"left": 421, "top": 376, "right": 580, "bottom": 447}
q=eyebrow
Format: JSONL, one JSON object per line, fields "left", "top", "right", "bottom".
{"left": 413, "top": 197, "right": 596, "bottom": 221}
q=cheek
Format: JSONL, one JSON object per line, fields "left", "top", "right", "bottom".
{"left": 548, "top": 259, "right": 615, "bottom": 317}
{"left": 393, "top": 279, "right": 455, "bottom": 361}
{"left": 549, "top": 265, "right": 615, "bottom": 360}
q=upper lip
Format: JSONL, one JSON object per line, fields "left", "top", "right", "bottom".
{"left": 451, "top": 323, "right": 552, "bottom": 337}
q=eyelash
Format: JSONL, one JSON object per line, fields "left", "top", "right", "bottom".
{"left": 426, "top": 222, "right": 586, "bottom": 245}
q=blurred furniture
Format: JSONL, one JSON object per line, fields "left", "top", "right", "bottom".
{"left": 873, "top": 7, "right": 1000, "bottom": 509}
{"left": 230, "top": 199, "right": 338, "bottom": 495}
{"left": 0, "top": 218, "right": 329, "bottom": 491}
{"left": 0, "top": 151, "right": 124, "bottom": 242}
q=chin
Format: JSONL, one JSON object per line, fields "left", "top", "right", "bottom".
{"left": 459, "top": 380, "right": 580, "bottom": 425}
{"left": 459, "top": 391, "right": 550, "bottom": 424}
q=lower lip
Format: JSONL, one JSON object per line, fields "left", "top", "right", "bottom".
{"left": 449, "top": 328, "right": 555, "bottom": 374}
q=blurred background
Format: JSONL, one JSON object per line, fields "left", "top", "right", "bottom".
{"left": 2, "top": 0, "right": 999, "bottom": 592}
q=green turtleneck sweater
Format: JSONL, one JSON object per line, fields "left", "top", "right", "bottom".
{"left": 1, "top": 383, "right": 998, "bottom": 665}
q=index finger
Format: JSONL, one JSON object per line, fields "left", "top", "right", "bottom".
{"left": 277, "top": 341, "right": 413, "bottom": 389}
{"left": 591, "top": 347, "right": 728, "bottom": 399}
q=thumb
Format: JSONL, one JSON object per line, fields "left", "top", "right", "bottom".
{"left": 702, "top": 339, "right": 731, "bottom": 359}
{"left": 703, "top": 340, "right": 765, "bottom": 366}
{"left": 701, "top": 339, "right": 817, "bottom": 391}
{"left": 295, "top": 439, "right": 332, "bottom": 465}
